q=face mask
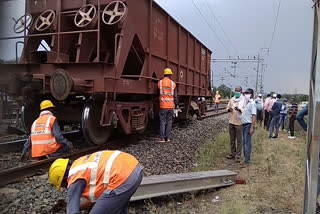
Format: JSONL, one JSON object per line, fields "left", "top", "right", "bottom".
{"left": 245, "top": 94, "right": 251, "bottom": 100}
{"left": 235, "top": 92, "right": 241, "bottom": 98}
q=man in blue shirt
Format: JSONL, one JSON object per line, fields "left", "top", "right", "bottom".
{"left": 269, "top": 94, "right": 282, "bottom": 139}
{"left": 241, "top": 88, "right": 256, "bottom": 168}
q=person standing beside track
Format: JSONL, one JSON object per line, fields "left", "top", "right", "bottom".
{"left": 48, "top": 150, "right": 143, "bottom": 214}
{"left": 255, "top": 93, "right": 264, "bottom": 126}
{"left": 20, "top": 100, "right": 73, "bottom": 160}
{"left": 158, "top": 68, "right": 178, "bottom": 143}
{"left": 266, "top": 94, "right": 277, "bottom": 131}
{"left": 263, "top": 94, "right": 271, "bottom": 129}
{"left": 269, "top": 94, "right": 282, "bottom": 139}
{"left": 240, "top": 88, "right": 256, "bottom": 168}
{"left": 226, "top": 86, "right": 246, "bottom": 163}
{"left": 288, "top": 98, "right": 298, "bottom": 139}
{"left": 279, "top": 98, "right": 289, "bottom": 131}
{"left": 214, "top": 91, "right": 222, "bottom": 113}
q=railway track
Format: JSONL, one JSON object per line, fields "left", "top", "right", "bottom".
{"left": 0, "top": 106, "right": 229, "bottom": 187}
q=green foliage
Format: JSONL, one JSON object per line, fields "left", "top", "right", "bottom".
{"left": 0, "top": 59, "right": 16, "bottom": 64}
{"left": 212, "top": 84, "right": 234, "bottom": 99}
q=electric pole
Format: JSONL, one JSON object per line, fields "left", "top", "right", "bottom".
{"left": 255, "top": 53, "right": 260, "bottom": 95}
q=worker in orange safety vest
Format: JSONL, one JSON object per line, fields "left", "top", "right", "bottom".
{"left": 157, "top": 68, "right": 178, "bottom": 143}
{"left": 214, "top": 91, "right": 222, "bottom": 113}
{"left": 48, "top": 150, "right": 143, "bottom": 214}
{"left": 20, "top": 100, "right": 73, "bottom": 160}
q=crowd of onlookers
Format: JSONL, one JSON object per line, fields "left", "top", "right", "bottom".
{"left": 224, "top": 86, "right": 308, "bottom": 168}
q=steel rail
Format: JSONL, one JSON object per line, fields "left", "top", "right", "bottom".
{"left": 131, "top": 170, "right": 237, "bottom": 201}
{"left": 0, "top": 130, "right": 81, "bottom": 154}
{"left": 0, "top": 137, "right": 127, "bottom": 187}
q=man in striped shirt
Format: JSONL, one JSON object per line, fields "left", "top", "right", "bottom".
{"left": 288, "top": 98, "right": 298, "bottom": 139}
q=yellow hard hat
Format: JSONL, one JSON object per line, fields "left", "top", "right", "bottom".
{"left": 216, "top": 91, "right": 219, "bottom": 93}
{"left": 40, "top": 100, "right": 55, "bottom": 111}
{"left": 163, "top": 68, "right": 173, "bottom": 75}
{"left": 49, "top": 158, "right": 69, "bottom": 190}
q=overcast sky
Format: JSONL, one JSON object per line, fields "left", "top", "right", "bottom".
{"left": 0, "top": 0, "right": 314, "bottom": 94}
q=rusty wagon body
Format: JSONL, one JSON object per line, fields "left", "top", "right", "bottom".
{"left": 0, "top": 0, "right": 212, "bottom": 144}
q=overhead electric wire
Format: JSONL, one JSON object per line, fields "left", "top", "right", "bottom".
{"left": 268, "top": 0, "right": 282, "bottom": 51}
{"left": 192, "top": 0, "right": 232, "bottom": 56}
{"left": 205, "top": 0, "right": 239, "bottom": 56}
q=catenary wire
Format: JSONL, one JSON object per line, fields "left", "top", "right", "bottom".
{"left": 192, "top": 0, "right": 232, "bottom": 56}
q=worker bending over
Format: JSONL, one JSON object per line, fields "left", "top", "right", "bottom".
{"left": 49, "top": 150, "right": 143, "bottom": 214}
{"left": 158, "top": 68, "right": 178, "bottom": 143}
{"left": 20, "top": 100, "right": 73, "bottom": 160}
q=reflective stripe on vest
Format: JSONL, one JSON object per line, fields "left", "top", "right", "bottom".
{"left": 68, "top": 150, "right": 122, "bottom": 202}
{"left": 32, "top": 138, "right": 57, "bottom": 145}
{"left": 31, "top": 114, "right": 61, "bottom": 157}
{"left": 160, "top": 98, "right": 174, "bottom": 102}
{"left": 159, "top": 80, "right": 174, "bottom": 96}
{"left": 103, "top": 150, "right": 121, "bottom": 188}
{"left": 159, "top": 77, "right": 176, "bottom": 109}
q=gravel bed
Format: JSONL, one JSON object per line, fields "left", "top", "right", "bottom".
{"left": 0, "top": 114, "right": 228, "bottom": 213}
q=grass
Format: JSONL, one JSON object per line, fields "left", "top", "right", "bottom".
{"left": 195, "top": 132, "right": 230, "bottom": 171}
{"left": 137, "top": 126, "right": 307, "bottom": 214}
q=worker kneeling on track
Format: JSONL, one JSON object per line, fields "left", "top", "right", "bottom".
{"left": 49, "top": 150, "right": 143, "bottom": 214}
{"left": 20, "top": 100, "right": 73, "bottom": 160}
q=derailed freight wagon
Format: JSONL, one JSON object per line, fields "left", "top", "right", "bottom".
{"left": 0, "top": 0, "right": 212, "bottom": 145}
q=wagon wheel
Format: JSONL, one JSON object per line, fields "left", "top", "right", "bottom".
{"left": 102, "top": 1, "right": 127, "bottom": 25}
{"left": 35, "top": 10, "right": 56, "bottom": 31}
{"left": 74, "top": 4, "right": 97, "bottom": 28}
{"left": 82, "top": 94, "right": 113, "bottom": 145}
{"left": 13, "top": 14, "right": 32, "bottom": 34}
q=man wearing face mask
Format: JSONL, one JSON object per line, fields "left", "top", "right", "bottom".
{"left": 240, "top": 88, "right": 256, "bottom": 168}
{"left": 226, "top": 86, "right": 246, "bottom": 162}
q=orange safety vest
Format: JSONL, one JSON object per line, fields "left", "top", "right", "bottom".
{"left": 31, "top": 111, "right": 61, "bottom": 157}
{"left": 158, "top": 77, "right": 176, "bottom": 109}
{"left": 67, "top": 150, "right": 139, "bottom": 202}
{"left": 215, "top": 94, "right": 221, "bottom": 104}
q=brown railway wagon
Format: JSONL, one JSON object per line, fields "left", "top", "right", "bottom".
{"left": 0, "top": 0, "right": 213, "bottom": 145}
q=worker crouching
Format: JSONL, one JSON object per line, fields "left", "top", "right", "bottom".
{"left": 20, "top": 100, "right": 73, "bottom": 160}
{"left": 49, "top": 150, "right": 143, "bottom": 214}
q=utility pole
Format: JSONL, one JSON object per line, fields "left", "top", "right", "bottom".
{"left": 255, "top": 53, "right": 260, "bottom": 95}
{"left": 231, "top": 62, "right": 237, "bottom": 77}
{"left": 220, "top": 77, "right": 225, "bottom": 85}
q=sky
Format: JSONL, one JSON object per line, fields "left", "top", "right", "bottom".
{"left": 0, "top": 0, "right": 314, "bottom": 94}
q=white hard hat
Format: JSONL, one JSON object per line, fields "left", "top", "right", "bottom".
{"left": 258, "top": 94, "right": 262, "bottom": 97}
{"left": 273, "top": 94, "right": 277, "bottom": 98}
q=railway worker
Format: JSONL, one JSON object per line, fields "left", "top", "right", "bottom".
{"left": 20, "top": 100, "right": 73, "bottom": 160}
{"left": 214, "top": 91, "right": 222, "bottom": 113}
{"left": 254, "top": 93, "right": 264, "bottom": 126}
{"left": 263, "top": 94, "right": 271, "bottom": 129}
{"left": 48, "top": 150, "right": 143, "bottom": 214}
{"left": 226, "top": 86, "right": 246, "bottom": 163}
{"left": 158, "top": 68, "right": 178, "bottom": 143}
{"left": 240, "top": 88, "right": 256, "bottom": 168}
